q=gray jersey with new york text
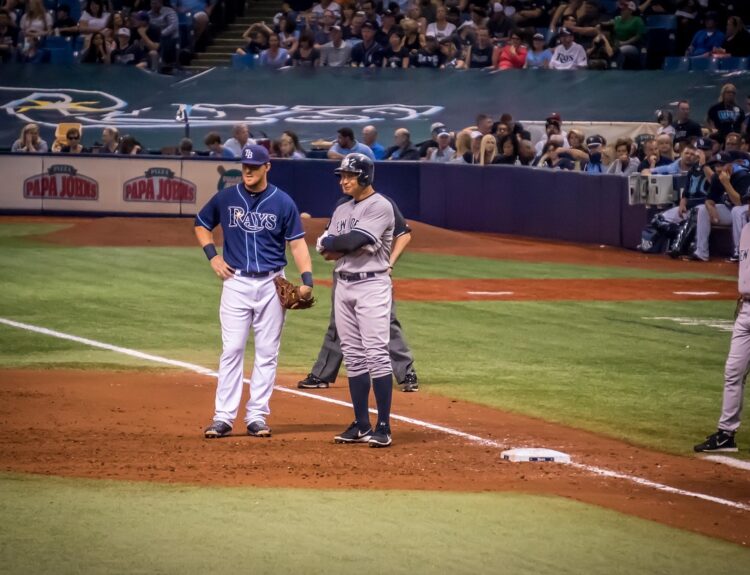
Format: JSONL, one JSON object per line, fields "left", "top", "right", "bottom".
{"left": 328, "top": 193, "right": 394, "bottom": 274}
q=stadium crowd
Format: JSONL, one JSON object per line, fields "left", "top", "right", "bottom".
{"left": 224, "top": 0, "right": 749, "bottom": 70}
{"left": 1, "top": 0, "right": 748, "bottom": 71}
{"left": 10, "top": 81, "right": 749, "bottom": 176}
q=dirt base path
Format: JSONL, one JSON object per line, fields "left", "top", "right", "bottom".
{"left": 386, "top": 278, "right": 736, "bottom": 301}
{"left": 6, "top": 216, "right": 736, "bottom": 277}
{"left": 1, "top": 369, "right": 748, "bottom": 545}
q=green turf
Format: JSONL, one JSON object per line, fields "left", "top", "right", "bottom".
{"left": 392, "top": 251, "right": 731, "bottom": 279}
{"left": 0, "top": 474, "right": 746, "bottom": 575}
{"left": 0, "top": 226, "right": 743, "bottom": 455}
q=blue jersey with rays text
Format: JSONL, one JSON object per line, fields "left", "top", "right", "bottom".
{"left": 195, "top": 183, "right": 305, "bottom": 273}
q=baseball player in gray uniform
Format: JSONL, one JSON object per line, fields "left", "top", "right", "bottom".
{"left": 694, "top": 221, "right": 750, "bottom": 453}
{"left": 298, "top": 194, "right": 418, "bottom": 392}
{"left": 317, "top": 153, "right": 396, "bottom": 448}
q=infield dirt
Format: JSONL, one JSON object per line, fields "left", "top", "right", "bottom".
{"left": 0, "top": 369, "right": 749, "bottom": 546}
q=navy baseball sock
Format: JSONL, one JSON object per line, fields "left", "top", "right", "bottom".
{"left": 348, "top": 373, "right": 372, "bottom": 430}
{"left": 372, "top": 373, "right": 393, "bottom": 427}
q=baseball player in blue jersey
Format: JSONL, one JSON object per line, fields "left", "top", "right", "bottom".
{"left": 318, "top": 153, "right": 396, "bottom": 447}
{"left": 195, "top": 144, "right": 313, "bottom": 439}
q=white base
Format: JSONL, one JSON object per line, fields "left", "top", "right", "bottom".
{"left": 501, "top": 448, "right": 571, "bottom": 463}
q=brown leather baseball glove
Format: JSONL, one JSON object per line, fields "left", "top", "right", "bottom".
{"left": 273, "top": 276, "right": 315, "bottom": 310}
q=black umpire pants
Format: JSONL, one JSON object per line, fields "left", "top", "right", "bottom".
{"left": 311, "top": 277, "right": 415, "bottom": 383}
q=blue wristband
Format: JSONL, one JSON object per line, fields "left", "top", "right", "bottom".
{"left": 203, "top": 243, "right": 218, "bottom": 261}
{"left": 301, "top": 272, "right": 313, "bottom": 287}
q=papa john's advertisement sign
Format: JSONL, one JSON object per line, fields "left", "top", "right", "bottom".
{"left": 123, "top": 167, "right": 197, "bottom": 203}
{"left": 23, "top": 164, "right": 99, "bottom": 200}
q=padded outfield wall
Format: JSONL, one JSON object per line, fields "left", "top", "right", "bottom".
{"left": 0, "top": 153, "right": 642, "bottom": 248}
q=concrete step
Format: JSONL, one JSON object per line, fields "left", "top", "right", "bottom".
{"left": 213, "top": 37, "right": 245, "bottom": 44}
{"left": 205, "top": 45, "right": 239, "bottom": 54}
{"left": 192, "top": 55, "right": 232, "bottom": 65}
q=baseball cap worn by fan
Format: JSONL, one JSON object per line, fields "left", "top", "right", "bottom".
{"left": 117, "top": 27, "right": 130, "bottom": 37}
{"left": 558, "top": 27, "right": 573, "bottom": 36}
{"left": 436, "top": 128, "right": 451, "bottom": 139}
{"left": 695, "top": 137, "right": 713, "bottom": 151}
{"left": 431, "top": 122, "right": 446, "bottom": 132}
{"left": 240, "top": 144, "right": 270, "bottom": 165}
{"left": 586, "top": 134, "right": 605, "bottom": 147}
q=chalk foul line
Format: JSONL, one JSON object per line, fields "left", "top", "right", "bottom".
{"left": 0, "top": 316, "right": 747, "bottom": 513}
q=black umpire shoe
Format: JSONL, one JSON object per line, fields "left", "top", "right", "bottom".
{"left": 334, "top": 421, "right": 373, "bottom": 443}
{"left": 399, "top": 372, "right": 419, "bottom": 392}
{"left": 694, "top": 430, "right": 738, "bottom": 452}
{"left": 727, "top": 249, "right": 740, "bottom": 263}
{"left": 368, "top": 422, "right": 392, "bottom": 448}
{"left": 297, "top": 373, "right": 330, "bottom": 389}
{"left": 204, "top": 421, "right": 232, "bottom": 439}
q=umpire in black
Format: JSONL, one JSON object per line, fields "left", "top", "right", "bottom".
{"left": 298, "top": 195, "right": 419, "bottom": 392}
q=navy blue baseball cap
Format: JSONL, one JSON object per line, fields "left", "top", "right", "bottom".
{"left": 240, "top": 144, "right": 270, "bottom": 165}
{"left": 695, "top": 137, "right": 713, "bottom": 151}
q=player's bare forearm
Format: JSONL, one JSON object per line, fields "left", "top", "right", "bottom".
{"left": 195, "top": 225, "right": 214, "bottom": 247}
{"left": 289, "top": 238, "right": 312, "bottom": 275}
{"left": 390, "top": 232, "right": 411, "bottom": 267}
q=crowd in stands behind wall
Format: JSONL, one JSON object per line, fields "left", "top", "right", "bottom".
{"left": 9, "top": 80, "right": 749, "bottom": 178}
{"left": 1, "top": 0, "right": 750, "bottom": 71}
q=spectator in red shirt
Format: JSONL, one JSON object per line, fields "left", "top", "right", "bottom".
{"left": 494, "top": 30, "right": 527, "bottom": 69}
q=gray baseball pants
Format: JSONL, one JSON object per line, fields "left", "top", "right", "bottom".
{"left": 695, "top": 204, "right": 733, "bottom": 260}
{"left": 732, "top": 205, "right": 749, "bottom": 251}
{"left": 311, "top": 278, "right": 415, "bottom": 383}
{"left": 334, "top": 274, "right": 392, "bottom": 378}
{"left": 718, "top": 300, "right": 750, "bottom": 433}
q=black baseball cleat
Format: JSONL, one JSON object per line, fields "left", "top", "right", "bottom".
{"left": 682, "top": 252, "right": 708, "bottom": 262}
{"left": 694, "top": 430, "right": 738, "bottom": 452}
{"left": 368, "top": 422, "right": 392, "bottom": 448}
{"left": 247, "top": 420, "right": 272, "bottom": 437}
{"left": 334, "top": 421, "right": 373, "bottom": 443}
{"left": 297, "top": 373, "right": 330, "bottom": 389}
{"left": 727, "top": 250, "right": 740, "bottom": 263}
{"left": 399, "top": 372, "right": 419, "bottom": 392}
{"left": 204, "top": 421, "right": 232, "bottom": 439}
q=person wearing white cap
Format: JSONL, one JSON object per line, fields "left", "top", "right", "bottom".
{"left": 110, "top": 27, "right": 138, "bottom": 65}
{"left": 426, "top": 129, "right": 456, "bottom": 163}
{"left": 320, "top": 25, "right": 352, "bottom": 66}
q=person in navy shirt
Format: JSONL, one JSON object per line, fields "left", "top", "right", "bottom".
{"left": 195, "top": 144, "right": 314, "bottom": 439}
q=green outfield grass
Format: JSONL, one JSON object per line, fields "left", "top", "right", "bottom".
{"left": 0, "top": 473, "right": 746, "bottom": 575}
{"left": 0, "top": 223, "right": 742, "bottom": 456}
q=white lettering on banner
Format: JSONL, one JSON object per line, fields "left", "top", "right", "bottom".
{"left": 228, "top": 206, "right": 278, "bottom": 233}
{"left": 23, "top": 165, "right": 99, "bottom": 200}
{"left": 123, "top": 168, "right": 196, "bottom": 203}
{"left": 0, "top": 87, "right": 443, "bottom": 129}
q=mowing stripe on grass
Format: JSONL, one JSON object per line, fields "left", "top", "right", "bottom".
{"left": 1, "top": 316, "right": 749, "bottom": 513}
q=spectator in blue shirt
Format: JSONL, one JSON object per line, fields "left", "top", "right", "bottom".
{"left": 327, "top": 127, "right": 375, "bottom": 160}
{"left": 686, "top": 12, "right": 725, "bottom": 57}
{"left": 361, "top": 125, "right": 386, "bottom": 160}
{"left": 204, "top": 132, "right": 234, "bottom": 158}
{"left": 644, "top": 146, "right": 697, "bottom": 175}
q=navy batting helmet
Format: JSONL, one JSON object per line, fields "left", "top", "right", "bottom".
{"left": 334, "top": 153, "right": 374, "bottom": 187}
